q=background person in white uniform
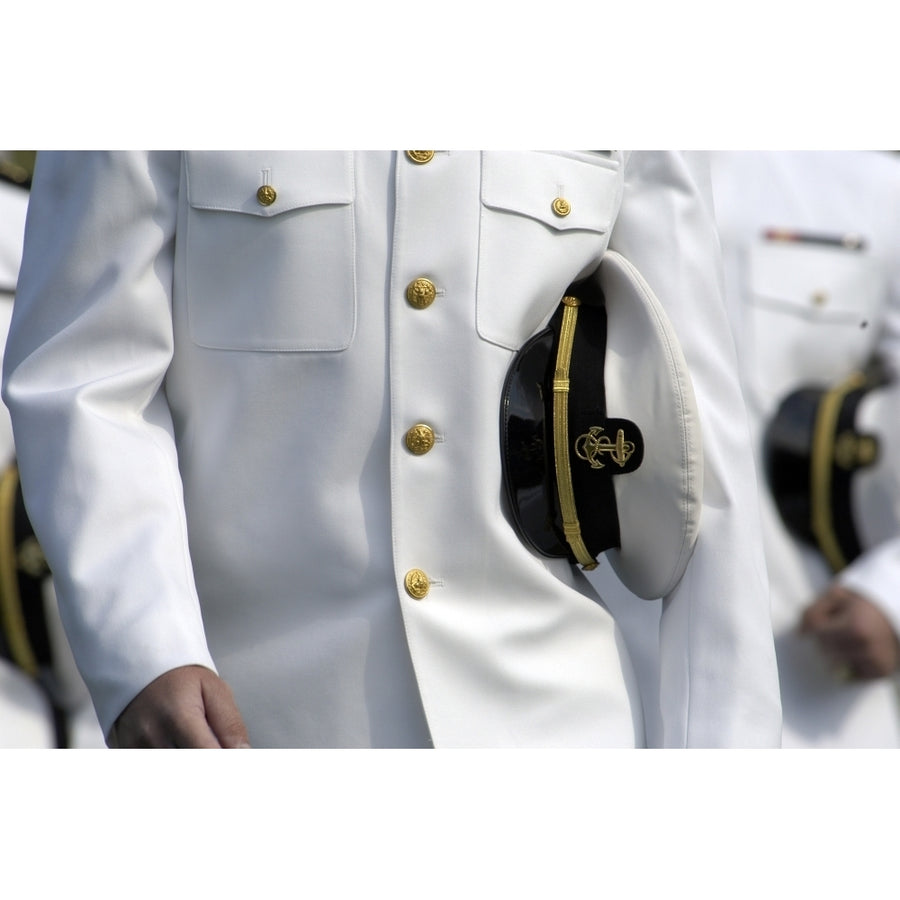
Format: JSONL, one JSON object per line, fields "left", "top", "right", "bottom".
{"left": 709, "top": 150, "right": 900, "bottom": 748}
{"left": 0, "top": 152, "right": 104, "bottom": 749}
{"left": 3, "top": 151, "right": 781, "bottom": 748}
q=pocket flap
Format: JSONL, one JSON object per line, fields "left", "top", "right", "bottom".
{"left": 185, "top": 151, "right": 354, "bottom": 218}
{"left": 749, "top": 239, "right": 887, "bottom": 321}
{"left": 481, "top": 151, "right": 619, "bottom": 233}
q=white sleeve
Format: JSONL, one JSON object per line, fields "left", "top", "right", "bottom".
{"left": 838, "top": 154, "right": 900, "bottom": 639}
{"left": 608, "top": 151, "right": 782, "bottom": 747}
{"left": 2, "top": 151, "right": 216, "bottom": 738}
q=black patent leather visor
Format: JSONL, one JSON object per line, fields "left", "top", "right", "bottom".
{"left": 501, "top": 324, "right": 565, "bottom": 557}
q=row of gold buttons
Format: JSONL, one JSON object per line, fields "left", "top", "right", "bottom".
{"left": 403, "top": 152, "right": 436, "bottom": 599}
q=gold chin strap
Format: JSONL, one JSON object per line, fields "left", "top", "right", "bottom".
{"left": 809, "top": 371, "right": 867, "bottom": 573}
{"left": 552, "top": 296, "right": 598, "bottom": 570}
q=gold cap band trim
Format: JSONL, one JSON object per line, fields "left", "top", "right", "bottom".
{"left": 552, "top": 298, "right": 598, "bottom": 570}
{"left": 810, "top": 372, "right": 867, "bottom": 573}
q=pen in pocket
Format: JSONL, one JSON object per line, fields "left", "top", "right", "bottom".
{"left": 763, "top": 228, "right": 866, "bottom": 251}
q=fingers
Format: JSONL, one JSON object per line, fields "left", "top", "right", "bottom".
{"left": 114, "top": 700, "right": 221, "bottom": 749}
{"left": 799, "top": 586, "right": 849, "bottom": 633}
{"left": 800, "top": 586, "right": 900, "bottom": 681}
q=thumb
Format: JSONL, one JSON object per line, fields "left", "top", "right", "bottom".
{"left": 201, "top": 671, "right": 252, "bottom": 748}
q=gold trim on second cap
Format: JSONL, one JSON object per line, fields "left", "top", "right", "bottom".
{"left": 809, "top": 371, "right": 867, "bottom": 572}
{"left": 404, "top": 568, "right": 431, "bottom": 599}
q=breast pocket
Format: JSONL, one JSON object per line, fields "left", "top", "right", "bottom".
{"left": 745, "top": 237, "right": 887, "bottom": 406}
{"left": 477, "top": 151, "right": 622, "bottom": 350}
{"left": 183, "top": 151, "right": 356, "bottom": 352}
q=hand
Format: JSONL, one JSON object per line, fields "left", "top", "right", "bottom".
{"left": 799, "top": 585, "right": 900, "bottom": 681}
{"left": 109, "top": 665, "right": 251, "bottom": 748}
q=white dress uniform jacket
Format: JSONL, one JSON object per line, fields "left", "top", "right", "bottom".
{"left": 3, "top": 151, "right": 781, "bottom": 748}
{"left": 710, "top": 150, "right": 900, "bottom": 748}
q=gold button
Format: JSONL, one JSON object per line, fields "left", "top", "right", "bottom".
{"left": 406, "top": 151, "right": 435, "bottom": 164}
{"left": 405, "top": 424, "right": 436, "bottom": 455}
{"left": 406, "top": 277, "right": 437, "bottom": 309}
{"left": 257, "top": 185, "right": 277, "bottom": 206}
{"left": 404, "top": 568, "right": 430, "bottom": 599}
{"left": 552, "top": 197, "right": 571, "bottom": 217}
{"left": 812, "top": 291, "right": 828, "bottom": 307}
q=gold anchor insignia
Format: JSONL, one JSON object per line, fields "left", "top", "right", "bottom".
{"left": 833, "top": 430, "right": 879, "bottom": 470}
{"left": 574, "top": 426, "right": 635, "bottom": 469}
